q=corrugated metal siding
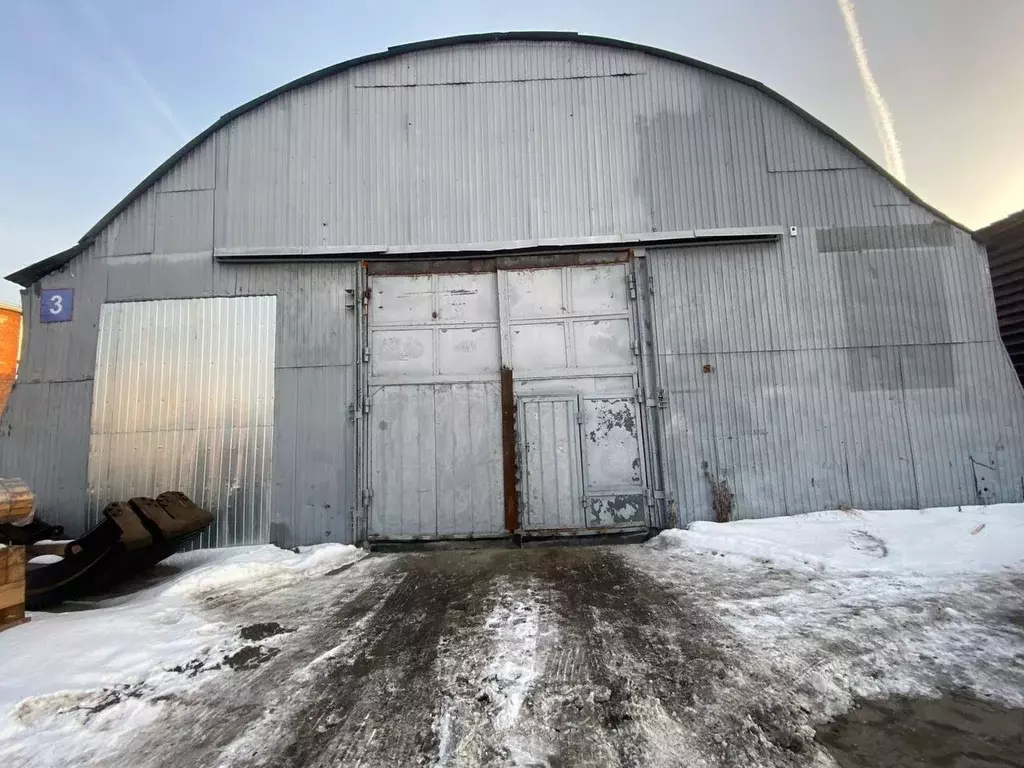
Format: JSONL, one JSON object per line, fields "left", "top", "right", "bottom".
{"left": 98, "top": 188, "right": 157, "bottom": 257}
{"left": 20, "top": 244, "right": 108, "bottom": 384}
{"left": 213, "top": 43, "right": 805, "bottom": 250}
{"left": 763, "top": 100, "right": 862, "bottom": 172}
{"left": 106, "top": 252, "right": 216, "bottom": 302}
{"left": 230, "top": 263, "right": 358, "bottom": 368}
{"left": 273, "top": 364, "right": 355, "bottom": 547}
{"left": 0, "top": 380, "right": 93, "bottom": 532}
{"left": 650, "top": 242, "right": 1024, "bottom": 522}
{"left": 155, "top": 137, "right": 217, "bottom": 193}
{"left": 87, "top": 297, "right": 276, "bottom": 547}
{"left": 154, "top": 189, "right": 215, "bottom": 254}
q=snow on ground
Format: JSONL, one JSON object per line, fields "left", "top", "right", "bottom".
{"left": 0, "top": 506, "right": 1021, "bottom": 767}
{"left": 638, "top": 503, "right": 1024, "bottom": 719}
{"left": 648, "top": 504, "right": 1024, "bottom": 575}
{"left": 0, "top": 543, "right": 365, "bottom": 768}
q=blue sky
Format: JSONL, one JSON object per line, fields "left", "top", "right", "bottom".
{"left": 1, "top": 0, "right": 1022, "bottom": 305}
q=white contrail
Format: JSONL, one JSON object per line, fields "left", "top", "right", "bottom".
{"left": 76, "top": 0, "right": 190, "bottom": 142}
{"left": 837, "top": 0, "right": 906, "bottom": 182}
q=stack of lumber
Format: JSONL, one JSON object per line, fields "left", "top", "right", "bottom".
{"left": 0, "top": 544, "right": 27, "bottom": 631}
{"left": 0, "top": 478, "right": 35, "bottom": 525}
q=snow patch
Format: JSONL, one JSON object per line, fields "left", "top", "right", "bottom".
{"left": 648, "top": 504, "right": 1024, "bottom": 575}
{"left": 28, "top": 554, "right": 64, "bottom": 565}
{"left": 0, "top": 543, "right": 367, "bottom": 768}
{"left": 165, "top": 543, "right": 365, "bottom": 599}
{"left": 480, "top": 588, "right": 541, "bottom": 730}
{"left": 639, "top": 503, "right": 1024, "bottom": 724}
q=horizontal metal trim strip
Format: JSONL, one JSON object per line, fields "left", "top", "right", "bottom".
{"left": 275, "top": 363, "right": 356, "bottom": 371}
{"left": 655, "top": 340, "right": 996, "bottom": 358}
{"left": 214, "top": 228, "right": 785, "bottom": 264}
{"left": 518, "top": 524, "right": 648, "bottom": 537}
{"left": 513, "top": 365, "right": 637, "bottom": 380}
{"left": 369, "top": 374, "right": 501, "bottom": 386}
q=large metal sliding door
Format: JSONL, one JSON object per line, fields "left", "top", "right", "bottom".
{"left": 363, "top": 256, "right": 655, "bottom": 540}
{"left": 366, "top": 272, "right": 505, "bottom": 538}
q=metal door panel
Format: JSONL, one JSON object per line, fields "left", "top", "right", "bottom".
{"left": 511, "top": 323, "right": 569, "bottom": 371}
{"left": 438, "top": 326, "right": 501, "bottom": 375}
{"left": 520, "top": 397, "right": 583, "bottom": 531}
{"left": 370, "top": 385, "right": 437, "bottom": 537}
{"left": 366, "top": 272, "right": 504, "bottom": 540}
{"left": 569, "top": 264, "right": 630, "bottom": 314}
{"left": 371, "top": 274, "right": 433, "bottom": 325}
{"left": 573, "top": 318, "right": 633, "bottom": 367}
{"left": 581, "top": 396, "right": 648, "bottom": 527}
{"left": 434, "top": 383, "right": 505, "bottom": 535}
{"left": 506, "top": 269, "right": 565, "bottom": 319}
{"left": 437, "top": 273, "right": 498, "bottom": 323}
{"left": 371, "top": 328, "right": 434, "bottom": 377}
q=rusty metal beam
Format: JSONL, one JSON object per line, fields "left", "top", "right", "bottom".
{"left": 500, "top": 366, "right": 520, "bottom": 534}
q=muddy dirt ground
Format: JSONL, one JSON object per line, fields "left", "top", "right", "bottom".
{"left": 96, "top": 547, "right": 1023, "bottom": 768}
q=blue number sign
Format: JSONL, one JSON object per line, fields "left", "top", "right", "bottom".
{"left": 40, "top": 289, "right": 73, "bottom": 323}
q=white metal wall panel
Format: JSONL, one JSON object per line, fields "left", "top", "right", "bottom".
{"left": 762, "top": 99, "right": 862, "bottom": 172}
{"left": 230, "top": 262, "right": 358, "bottom": 369}
{"left": 20, "top": 246, "right": 109, "bottom": 383}
{"left": 273, "top": 365, "right": 355, "bottom": 547}
{"left": 105, "top": 252, "right": 215, "bottom": 303}
{"left": 87, "top": 296, "right": 276, "bottom": 547}
{"left": 0, "top": 380, "right": 94, "bottom": 533}
{"left": 154, "top": 189, "right": 215, "bottom": 254}
{"left": 98, "top": 188, "right": 157, "bottom": 257}
{"left": 155, "top": 138, "right": 217, "bottom": 193}
{"left": 650, "top": 243, "right": 1024, "bottom": 523}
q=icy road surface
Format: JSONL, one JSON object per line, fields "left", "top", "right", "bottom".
{"left": 1, "top": 505, "right": 1023, "bottom": 767}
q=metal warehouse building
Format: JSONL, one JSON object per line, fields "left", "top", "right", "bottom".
{"left": 3, "top": 32, "right": 1023, "bottom": 548}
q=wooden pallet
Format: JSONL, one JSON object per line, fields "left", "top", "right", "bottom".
{"left": 0, "top": 478, "right": 35, "bottom": 524}
{"left": 0, "top": 545, "right": 27, "bottom": 632}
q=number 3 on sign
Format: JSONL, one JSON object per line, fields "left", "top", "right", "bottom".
{"left": 40, "top": 288, "right": 73, "bottom": 323}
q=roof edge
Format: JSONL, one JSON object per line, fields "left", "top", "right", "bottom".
{"left": 6, "top": 30, "right": 978, "bottom": 287}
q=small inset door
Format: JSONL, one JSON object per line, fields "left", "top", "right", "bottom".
{"left": 519, "top": 394, "right": 648, "bottom": 533}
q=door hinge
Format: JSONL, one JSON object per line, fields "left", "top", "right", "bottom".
{"left": 630, "top": 340, "right": 640, "bottom": 356}
{"left": 576, "top": 411, "right": 584, "bottom": 425}
{"left": 628, "top": 274, "right": 637, "bottom": 300}
{"left": 362, "top": 346, "right": 371, "bottom": 363}
{"left": 657, "top": 388, "right": 668, "bottom": 408}
{"left": 362, "top": 488, "right": 374, "bottom": 507}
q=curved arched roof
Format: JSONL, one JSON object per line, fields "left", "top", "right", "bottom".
{"left": 8, "top": 31, "right": 972, "bottom": 287}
